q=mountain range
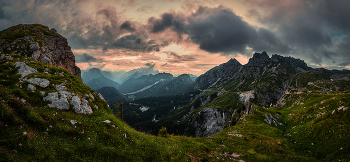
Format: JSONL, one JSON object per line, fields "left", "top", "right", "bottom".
{"left": 1, "top": 24, "right": 349, "bottom": 161}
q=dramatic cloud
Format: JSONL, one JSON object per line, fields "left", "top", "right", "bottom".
{"left": 120, "top": 21, "right": 136, "bottom": 32}
{"left": 167, "top": 52, "right": 197, "bottom": 63}
{"left": 243, "top": 0, "right": 350, "bottom": 64}
{"left": 186, "top": 8, "right": 257, "bottom": 54}
{"left": 1, "top": 0, "right": 350, "bottom": 73}
{"left": 149, "top": 6, "right": 290, "bottom": 55}
{"left": 75, "top": 53, "right": 100, "bottom": 63}
{"left": 111, "top": 34, "right": 161, "bottom": 52}
{"left": 148, "top": 13, "right": 186, "bottom": 36}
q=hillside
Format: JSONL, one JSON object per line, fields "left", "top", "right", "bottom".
{"left": 95, "top": 87, "right": 129, "bottom": 107}
{"left": 0, "top": 24, "right": 349, "bottom": 162}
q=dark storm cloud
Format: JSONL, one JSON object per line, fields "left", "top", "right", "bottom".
{"left": 324, "top": 0, "right": 350, "bottom": 31}
{"left": 147, "top": 7, "right": 288, "bottom": 55}
{"left": 148, "top": 6, "right": 290, "bottom": 55}
{"left": 75, "top": 53, "right": 101, "bottom": 63}
{"left": 186, "top": 8, "right": 258, "bottom": 54}
{"left": 250, "top": 28, "right": 291, "bottom": 53}
{"left": 120, "top": 21, "right": 136, "bottom": 32}
{"left": 145, "top": 63, "right": 156, "bottom": 69}
{"left": 149, "top": 13, "right": 186, "bottom": 34}
{"left": 244, "top": 0, "right": 350, "bottom": 66}
{"left": 111, "top": 34, "right": 160, "bottom": 52}
{"left": 150, "top": 13, "right": 173, "bottom": 33}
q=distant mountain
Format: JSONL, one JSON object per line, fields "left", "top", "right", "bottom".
{"left": 101, "top": 70, "right": 127, "bottom": 82}
{"left": 118, "top": 73, "right": 194, "bottom": 99}
{"left": 187, "top": 74, "right": 198, "bottom": 81}
{"left": 82, "top": 68, "right": 120, "bottom": 90}
{"left": 117, "top": 66, "right": 159, "bottom": 84}
{"left": 118, "top": 73, "right": 174, "bottom": 93}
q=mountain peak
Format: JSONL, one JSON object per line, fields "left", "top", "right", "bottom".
{"left": 246, "top": 51, "right": 270, "bottom": 66}
{"left": 88, "top": 68, "right": 103, "bottom": 74}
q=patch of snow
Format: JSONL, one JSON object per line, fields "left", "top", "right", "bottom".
{"left": 139, "top": 106, "right": 150, "bottom": 112}
{"left": 123, "top": 79, "right": 165, "bottom": 95}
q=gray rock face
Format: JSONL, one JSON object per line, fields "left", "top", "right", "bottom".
{"left": 43, "top": 92, "right": 70, "bottom": 110}
{"left": 98, "top": 93, "right": 106, "bottom": 101}
{"left": 71, "top": 96, "right": 93, "bottom": 114}
{"left": 264, "top": 114, "right": 282, "bottom": 126}
{"left": 191, "top": 108, "right": 229, "bottom": 137}
{"left": 26, "top": 78, "right": 50, "bottom": 88}
{"left": 89, "top": 93, "right": 94, "bottom": 100}
{"left": 27, "top": 84, "right": 36, "bottom": 92}
{"left": 239, "top": 90, "right": 255, "bottom": 114}
{"left": 13, "top": 62, "right": 38, "bottom": 78}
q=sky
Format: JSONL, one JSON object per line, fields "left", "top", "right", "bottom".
{"left": 0, "top": 0, "right": 350, "bottom": 75}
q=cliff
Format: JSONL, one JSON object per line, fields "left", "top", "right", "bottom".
{"left": 0, "top": 24, "right": 81, "bottom": 78}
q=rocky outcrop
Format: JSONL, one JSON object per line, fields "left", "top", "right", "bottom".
{"left": 42, "top": 83, "right": 94, "bottom": 114}
{"left": 239, "top": 90, "right": 255, "bottom": 114}
{"left": 190, "top": 108, "right": 233, "bottom": 137}
{"left": 0, "top": 24, "right": 81, "bottom": 78}
{"left": 194, "top": 58, "right": 242, "bottom": 89}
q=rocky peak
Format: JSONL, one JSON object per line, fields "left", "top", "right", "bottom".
{"left": 0, "top": 24, "right": 81, "bottom": 78}
{"left": 271, "top": 54, "right": 311, "bottom": 70}
{"left": 81, "top": 68, "right": 106, "bottom": 84}
{"left": 194, "top": 58, "right": 242, "bottom": 89}
{"left": 86, "top": 68, "right": 104, "bottom": 76}
{"left": 174, "top": 74, "right": 193, "bottom": 84}
{"left": 246, "top": 51, "right": 271, "bottom": 66}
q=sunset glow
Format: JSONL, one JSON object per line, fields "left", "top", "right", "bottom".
{"left": 1, "top": 0, "right": 349, "bottom": 75}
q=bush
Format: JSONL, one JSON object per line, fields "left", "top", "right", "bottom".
{"left": 158, "top": 127, "right": 169, "bottom": 137}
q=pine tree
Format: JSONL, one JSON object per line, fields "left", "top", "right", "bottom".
{"left": 115, "top": 102, "right": 123, "bottom": 121}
